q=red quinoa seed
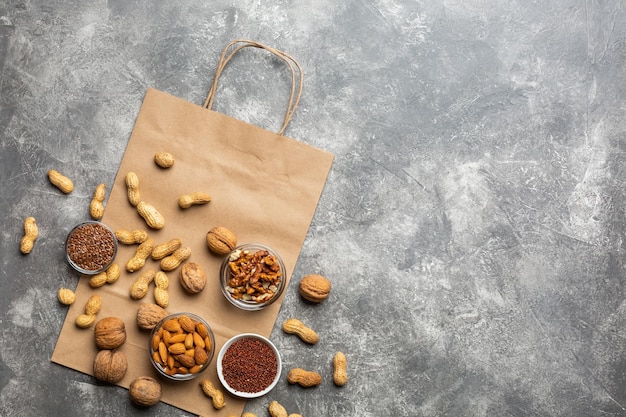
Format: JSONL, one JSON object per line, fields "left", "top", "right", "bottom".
{"left": 221, "top": 337, "right": 277, "bottom": 393}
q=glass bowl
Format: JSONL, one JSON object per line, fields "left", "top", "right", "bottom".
{"left": 149, "top": 312, "right": 215, "bottom": 381}
{"left": 65, "top": 221, "right": 118, "bottom": 275}
{"left": 220, "top": 243, "right": 286, "bottom": 311}
{"left": 217, "top": 333, "right": 281, "bottom": 398}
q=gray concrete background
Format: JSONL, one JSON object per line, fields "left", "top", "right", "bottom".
{"left": 2, "top": 1, "right": 626, "bottom": 416}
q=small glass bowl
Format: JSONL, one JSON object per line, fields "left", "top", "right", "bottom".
{"left": 65, "top": 221, "right": 118, "bottom": 275}
{"left": 220, "top": 243, "right": 286, "bottom": 311}
{"left": 149, "top": 312, "right": 215, "bottom": 381}
{"left": 217, "top": 333, "right": 281, "bottom": 398}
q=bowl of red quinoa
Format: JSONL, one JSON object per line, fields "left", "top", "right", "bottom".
{"left": 220, "top": 243, "right": 286, "bottom": 311}
{"left": 217, "top": 333, "right": 281, "bottom": 398}
{"left": 65, "top": 221, "right": 117, "bottom": 275}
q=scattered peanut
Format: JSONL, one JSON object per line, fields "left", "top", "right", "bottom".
{"left": 130, "top": 270, "right": 156, "bottom": 300}
{"left": 88, "top": 263, "right": 120, "bottom": 287}
{"left": 75, "top": 294, "right": 102, "bottom": 328}
{"left": 289, "top": 415, "right": 303, "bottom": 417}
{"left": 84, "top": 294, "right": 102, "bottom": 315}
{"left": 106, "top": 263, "right": 121, "bottom": 284}
{"left": 178, "top": 192, "right": 212, "bottom": 209}
{"left": 333, "top": 351, "right": 348, "bottom": 386}
{"left": 75, "top": 314, "right": 97, "bottom": 328}
{"left": 268, "top": 400, "right": 288, "bottom": 417}
{"left": 47, "top": 169, "right": 74, "bottom": 194}
{"left": 89, "top": 183, "right": 106, "bottom": 220}
{"left": 89, "top": 271, "right": 108, "bottom": 288}
{"left": 57, "top": 288, "right": 76, "bottom": 305}
{"left": 154, "top": 151, "right": 174, "bottom": 168}
{"left": 287, "top": 368, "right": 322, "bottom": 387}
{"left": 282, "top": 318, "right": 319, "bottom": 344}
{"left": 115, "top": 229, "right": 148, "bottom": 245}
{"left": 160, "top": 246, "right": 191, "bottom": 271}
{"left": 153, "top": 271, "right": 169, "bottom": 308}
{"left": 126, "top": 238, "right": 155, "bottom": 272}
{"left": 242, "top": 414, "right": 258, "bottom": 417}
{"left": 137, "top": 201, "right": 165, "bottom": 230}
{"left": 20, "top": 217, "right": 38, "bottom": 254}
{"left": 199, "top": 379, "right": 225, "bottom": 410}
{"left": 152, "top": 238, "right": 182, "bottom": 260}
{"left": 125, "top": 172, "right": 141, "bottom": 207}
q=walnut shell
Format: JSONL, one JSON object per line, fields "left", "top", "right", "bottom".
{"left": 298, "top": 274, "right": 332, "bottom": 303}
{"left": 93, "top": 349, "right": 127, "bottom": 383}
{"left": 136, "top": 303, "right": 168, "bottom": 331}
{"left": 129, "top": 376, "right": 162, "bottom": 406}
{"left": 94, "top": 317, "right": 126, "bottom": 349}
{"left": 179, "top": 262, "right": 207, "bottom": 294}
{"left": 206, "top": 226, "right": 237, "bottom": 255}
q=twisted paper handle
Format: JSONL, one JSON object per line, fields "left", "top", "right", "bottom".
{"left": 204, "top": 39, "right": 303, "bottom": 136}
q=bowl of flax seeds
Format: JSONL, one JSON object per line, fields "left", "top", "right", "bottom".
{"left": 65, "top": 221, "right": 117, "bottom": 275}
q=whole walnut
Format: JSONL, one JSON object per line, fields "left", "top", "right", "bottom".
{"left": 136, "top": 303, "right": 168, "bottom": 331}
{"left": 129, "top": 376, "right": 162, "bottom": 406}
{"left": 206, "top": 226, "right": 237, "bottom": 255}
{"left": 179, "top": 262, "right": 207, "bottom": 294}
{"left": 93, "top": 349, "right": 127, "bottom": 383}
{"left": 298, "top": 274, "right": 332, "bottom": 303}
{"left": 94, "top": 317, "right": 126, "bottom": 349}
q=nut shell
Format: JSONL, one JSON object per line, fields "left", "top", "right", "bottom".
{"left": 136, "top": 201, "right": 165, "bottom": 230}
{"left": 129, "top": 376, "right": 162, "bottom": 406}
{"left": 136, "top": 303, "right": 168, "bottom": 330}
{"left": 154, "top": 152, "right": 174, "bottom": 168}
{"left": 298, "top": 274, "right": 332, "bottom": 303}
{"left": 94, "top": 317, "right": 127, "bottom": 349}
{"left": 287, "top": 368, "right": 322, "bottom": 387}
{"left": 206, "top": 226, "right": 237, "bottom": 255}
{"left": 93, "top": 349, "right": 128, "bottom": 383}
{"left": 333, "top": 351, "right": 348, "bottom": 386}
{"left": 179, "top": 262, "right": 207, "bottom": 294}
{"left": 57, "top": 288, "right": 76, "bottom": 305}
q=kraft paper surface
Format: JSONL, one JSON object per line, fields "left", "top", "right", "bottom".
{"left": 51, "top": 87, "right": 334, "bottom": 416}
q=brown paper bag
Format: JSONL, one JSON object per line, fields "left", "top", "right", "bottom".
{"left": 51, "top": 40, "right": 334, "bottom": 416}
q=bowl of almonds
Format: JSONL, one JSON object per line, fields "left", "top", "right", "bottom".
{"left": 219, "top": 243, "right": 286, "bottom": 311}
{"left": 149, "top": 312, "right": 215, "bottom": 381}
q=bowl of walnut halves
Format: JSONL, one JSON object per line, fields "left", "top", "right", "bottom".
{"left": 220, "top": 243, "right": 286, "bottom": 311}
